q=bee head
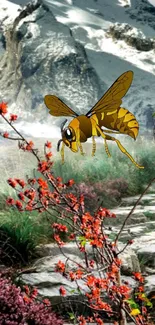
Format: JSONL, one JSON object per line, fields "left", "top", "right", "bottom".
{"left": 57, "top": 119, "right": 77, "bottom": 152}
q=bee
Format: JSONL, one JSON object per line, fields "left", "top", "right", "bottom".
{"left": 44, "top": 71, "right": 144, "bottom": 169}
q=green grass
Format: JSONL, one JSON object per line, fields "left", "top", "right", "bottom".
{"left": 52, "top": 137, "right": 155, "bottom": 196}
{"left": 0, "top": 207, "right": 70, "bottom": 267}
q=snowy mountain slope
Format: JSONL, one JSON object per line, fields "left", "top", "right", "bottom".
{"left": 0, "top": 0, "right": 105, "bottom": 137}
{"left": 0, "top": 0, "right": 155, "bottom": 137}
{"left": 45, "top": 0, "right": 155, "bottom": 131}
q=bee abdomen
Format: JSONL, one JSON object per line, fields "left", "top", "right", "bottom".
{"left": 117, "top": 107, "right": 139, "bottom": 139}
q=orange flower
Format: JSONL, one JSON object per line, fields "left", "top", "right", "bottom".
{"left": 26, "top": 141, "right": 34, "bottom": 151}
{"left": 133, "top": 272, "right": 144, "bottom": 283}
{"left": 38, "top": 161, "right": 49, "bottom": 172}
{"left": 75, "top": 269, "right": 83, "bottom": 279}
{"left": 45, "top": 141, "right": 52, "bottom": 148}
{"left": 0, "top": 102, "right": 8, "bottom": 115}
{"left": 69, "top": 271, "right": 76, "bottom": 281}
{"left": 86, "top": 276, "right": 95, "bottom": 287}
{"left": 23, "top": 295, "right": 31, "bottom": 303}
{"left": 56, "top": 260, "right": 65, "bottom": 273}
{"left": 37, "top": 177, "right": 48, "bottom": 189}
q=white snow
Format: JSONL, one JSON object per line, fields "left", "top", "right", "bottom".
{"left": 0, "top": 0, "right": 21, "bottom": 29}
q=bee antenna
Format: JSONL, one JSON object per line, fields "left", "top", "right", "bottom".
{"left": 61, "top": 119, "right": 68, "bottom": 133}
{"left": 57, "top": 139, "right": 62, "bottom": 152}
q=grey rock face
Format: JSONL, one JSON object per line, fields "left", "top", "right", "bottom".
{"left": 0, "top": 0, "right": 103, "bottom": 123}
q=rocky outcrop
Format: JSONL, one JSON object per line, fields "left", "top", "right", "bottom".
{"left": 107, "top": 23, "right": 155, "bottom": 51}
{"left": 17, "top": 241, "right": 140, "bottom": 318}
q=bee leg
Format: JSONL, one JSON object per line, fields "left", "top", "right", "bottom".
{"left": 79, "top": 143, "right": 85, "bottom": 156}
{"left": 111, "top": 137, "right": 144, "bottom": 169}
{"left": 95, "top": 125, "right": 144, "bottom": 169}
{"left": 104, "top": 139, "right": 111, "bottom": 157}
{"left": 76, "top": 128, "right": 81, "bottom": 152}
{"left": 60, "top": 141, "right": 65, "bottom": 164}
{"left": 92, "top": 136, "right": 96, "bottom": 156}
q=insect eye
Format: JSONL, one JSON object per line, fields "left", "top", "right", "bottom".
{"left": 64, "top": 128, "right": 73, "bottom": 141}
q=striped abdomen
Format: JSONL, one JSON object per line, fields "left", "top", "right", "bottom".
{"left": 94, "top": 107, "right": 139, "bottom": 139}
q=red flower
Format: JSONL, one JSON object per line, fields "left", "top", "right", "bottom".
{"left": 56, "top": 260, "right": 65, "bottom": 273}
{"left": 128, "top": 239, "right": 134, "bottom": 245}
{"left": 24, "top": 189, "right": 35, "bottom": 200}
{"left": 3, "top": 132, "right": 9, "bottom": 138}
{"left": 37, "top": 178, "right": 48, "bottom": 189}
{"left": 18, "top": 192, "right": 25, "bottom": 201}
{"left": 45, "top": 141, "right": 52, "bottom": 148}
{"left": 31, "top": 288, "right": 38, "bottom": 299}
{"left": 95, "top": 318, "right": 104, "bottom": 325}
{"left": 66, "top": 179, "right": 74, "bottom": 186}
{"left": 38, "top": 161, "right": 49, "bottom": 172}
{"left": 43, "top": 298, "right": 51, "bottom": 306}
{"left": 16, "top": 179, "right": 26, "bottom": 188}
{"left": 56, "top": 177, "right": 62, "bottom": 182}
{"left": 7, "top": 178, "right": 17, "bottom": 188}
{"left": 59, "top": 286, "right": 66, "bottom": 296}
{"left": 133, "top": 272, "right": 144, "bottom": 283}
{"left": 0, "top": 102, "right": 8, "bottom": 115}
{"left": 69, "top": 271, "right": 76, "bottom": 281}
{"left": 53, "top": 223, "right": 68, "bottom": 232}
{"left": 15, "top": 200, "right": 23, "bottom": 210}
{"left": 46, "top": 152, "right": 52, "bottom": 160}
{"left": 25, "top": 141, "right": 34, "bottom": 151}
{"left": 69, "top": 233, "right": 75, "bottom": 240}
{"left": 25, "top": 205, "right": 33, "bottom": 211}
{"left": 6, "top": 197, "right": 15, "bottom": 205}
{"left": 89, "top": 260, "right": 95, "bottom": 268}
{"left": 54, "top": 234, "right": 65, "bottom": 246}
{"left": 10, "top": 114, "right": 18, "bottom": 121}
{"left": 78, "top": 315, "right": 86, "bottom": 325}
{"left": 23, "top": 285, "right": 30, "bottom": 295}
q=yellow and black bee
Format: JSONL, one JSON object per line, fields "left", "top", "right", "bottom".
{"left": 44, "top": 71, "right": 144, "bottom": 169}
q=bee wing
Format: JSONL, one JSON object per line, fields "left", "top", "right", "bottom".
{"left": 44, "top": 95, "right": 78, "bottom": 117}
{"left": 86, "top": 71, "right": 133, "bottom": 117}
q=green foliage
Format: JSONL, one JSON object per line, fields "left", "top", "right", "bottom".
{"left": 0, "top": 207, "right": 68, "bottom": 266}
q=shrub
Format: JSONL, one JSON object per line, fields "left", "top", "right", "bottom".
{"left": 0, "top": 271, "right": 63, "bottom": 325}
{"left": 0, "top": 102, "right": 154, "bottom": 325}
